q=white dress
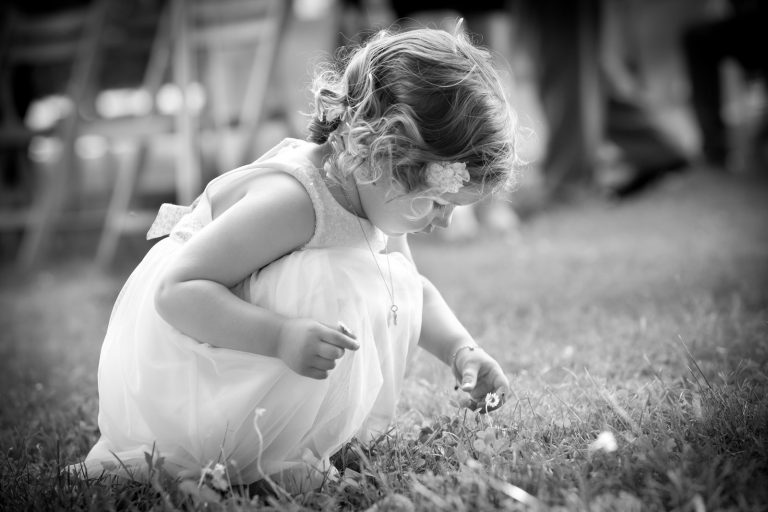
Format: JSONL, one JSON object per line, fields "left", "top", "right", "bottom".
{"left": 77, "top": 139, "right": 423, "bottom": 489}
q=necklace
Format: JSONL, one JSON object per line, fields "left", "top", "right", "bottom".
{"left": 337, "top": 179, "right": 398, "bottom": 326}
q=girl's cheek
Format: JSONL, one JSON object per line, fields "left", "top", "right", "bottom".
{"left": 409, "top": 198, "right": 433, "bottom": 217}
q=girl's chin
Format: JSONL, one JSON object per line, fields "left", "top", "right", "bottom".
{"left": 382, "top": 225, "right": 432, "bottom": 236}
{"left": 382, "top": 223, "right": 435, "bottom": 236}
{"left": 417, "top": 225, "right": 436, "bottom": 234}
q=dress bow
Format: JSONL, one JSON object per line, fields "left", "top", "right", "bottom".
{"left": 146, "top": 203, "right": 194, "bottom": 240}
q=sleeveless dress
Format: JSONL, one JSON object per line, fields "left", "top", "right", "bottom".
{"left": 76, "top": 139, "right": 423, "bottom": 490}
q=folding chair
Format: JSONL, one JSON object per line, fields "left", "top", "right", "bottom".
{"left": 84, "top": 0, "right": 176, "bottom": 266}
{"left": 94, "top": 0, "right": 289, "bottom": 266}
{"left": 0, "top": 2, "right": 107, "bottom": 267}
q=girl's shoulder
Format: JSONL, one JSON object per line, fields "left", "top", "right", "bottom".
{"left": 205, "top": 138, "right": 358, "bottom": 250}
{"left": 207, "top": 139, "right": 319, "bottom": 216}
{"left": 147, "top": 139, "right": 325, "bottom": 246}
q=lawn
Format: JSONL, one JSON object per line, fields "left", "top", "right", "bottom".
{"left": 1, "top": 168, "right": 766, "bottom": 511}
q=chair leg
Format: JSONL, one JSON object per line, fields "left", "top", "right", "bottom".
{"left": 95, "top": 143, "right": 147, "bottom": 267}
{"left": 17, "top": 143, "right": 76, "bottom": 268}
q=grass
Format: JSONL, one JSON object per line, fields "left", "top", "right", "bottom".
{"left": 1, "top": 168, "right": 767, "bottom": 510}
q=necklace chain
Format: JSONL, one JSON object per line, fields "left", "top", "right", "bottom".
{"left": 337, "top": 180, "right": 398, "bottom": 326}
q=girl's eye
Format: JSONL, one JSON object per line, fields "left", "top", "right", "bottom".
{"left": 433, "top": 202, "right": 449, "bottom": 211}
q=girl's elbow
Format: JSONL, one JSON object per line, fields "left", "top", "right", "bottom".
{"left": 154, "top": 276, "right": 178, "bottom": 321}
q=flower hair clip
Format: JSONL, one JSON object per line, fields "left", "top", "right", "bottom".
{"left": 425, "top": 161, "right": 470, "bottom": 194}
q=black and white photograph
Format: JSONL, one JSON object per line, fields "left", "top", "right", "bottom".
{"left": 1, "top": 0, "right": 766, "bottom": 510}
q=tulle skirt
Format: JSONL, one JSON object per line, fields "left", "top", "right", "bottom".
{"left": 77, "top": 238, "right": 422, "bottom": 489}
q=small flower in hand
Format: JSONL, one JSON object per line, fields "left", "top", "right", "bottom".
{"left": 485, "top": 392, "right": 501, "bottom": 409}
{"left": 451, "top": 344, "right": 509, "bottom": 414}
{"left": 463, "top": 391, "right": 505, "bottom": 414}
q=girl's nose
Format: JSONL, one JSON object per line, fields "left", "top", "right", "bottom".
{"left": 432, "top": 206, "right": 455, "bottom": 228}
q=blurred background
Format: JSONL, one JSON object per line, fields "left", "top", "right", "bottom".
{"left": 0, "top": 0, "right": 765, "bottom": 269}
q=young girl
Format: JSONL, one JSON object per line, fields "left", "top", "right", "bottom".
{"left": 77, "top": 27, "right": 517, "bottom": 490}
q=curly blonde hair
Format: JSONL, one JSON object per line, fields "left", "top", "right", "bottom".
{"left": 307, "top": 27, "right": 519, "bottom": 198}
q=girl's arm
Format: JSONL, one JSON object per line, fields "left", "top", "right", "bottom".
{"left": 388, "top": 235, "right": 509, "bottom": 399}
{"left": 418, "top": 275, "right": 477, "bottom": 369}
{"left": 387, "top": 235, "right": 471, "bottom": 363}
{"left": 420, "top": 275, "right": 510, "bottom": 399}
{"left": 155, "top": 172, "right": 358, "bottom": 377}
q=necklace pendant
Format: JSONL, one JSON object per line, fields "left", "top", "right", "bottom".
{"left": 390, "top": 304, "right": 398, "bottom": 326}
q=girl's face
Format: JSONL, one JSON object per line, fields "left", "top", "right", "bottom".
{"left": 357, "top": 171, "right": 481, "bottom": 236}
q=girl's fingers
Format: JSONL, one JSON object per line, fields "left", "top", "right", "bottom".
{"left": 312, "top": 355, "right": 337, "bottom": 371}
{"left": 322, "top": 329, "right": 360, "bottom": 351}
{"left": 474, "top": 357, "right": 509, "bottom": 390}
{"left": 465, "top": 363, "right": 509, "bottom": 398}
{"left": 337, "top": 321, "right": 356, "bottom": 339}
{"left": 459, "top": 361, "right": 479, "bottom": 392}
{"left": 317, "top": 341, "right": 345, "bottom": 361}
{"left": 305, "top": 368, "right": 330, "bottom": 380}
{"left": 494, "top": 376, "right": 511, "bottom": 395}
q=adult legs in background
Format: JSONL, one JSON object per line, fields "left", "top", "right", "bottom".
{"left": 682, "top": 4, "right": 768, "bottom": 169}
{"left": 515, "top": 0, "right": 604, "bottom": 201}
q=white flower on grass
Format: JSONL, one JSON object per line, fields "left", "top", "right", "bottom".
{"left": 200, "top": 462, "right": 229, "bottom": 492}
{"left": 589, "top": 431, "right": 618, "bottom": 453}
{"left": 209, "top": 463, "right": 228, "bottom": 491}
{"left": 425, "top": 161, "right": 470, "bottom": 194}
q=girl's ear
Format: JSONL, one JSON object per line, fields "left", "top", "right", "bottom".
{"left": 382, "top": 167, "right": 413, "bottom": 203}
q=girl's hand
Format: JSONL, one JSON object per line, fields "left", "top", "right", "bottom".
{"left": 277, "top": 318, "right": 360, "bottom": 379}
{"left": 452, "top": 345, "right": 510, "bottom": 413}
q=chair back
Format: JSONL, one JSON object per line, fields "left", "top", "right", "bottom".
{"left": 171, "top": 0, "right": 288, "bottom": 178}
{"left": 0, "top": 3, "right": 107, "bottom": 141}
